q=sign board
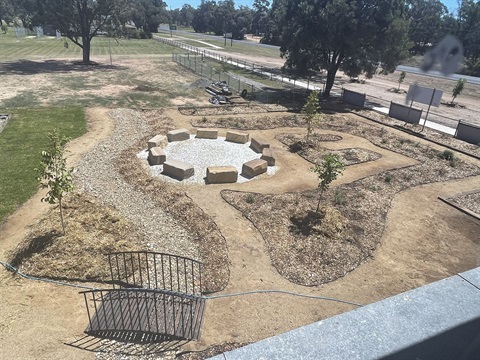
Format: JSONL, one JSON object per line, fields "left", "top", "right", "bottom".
{"left": 225, "top": 32, "right": 233, "bottom": 38}
{"left": 169, "top": 25, "right": 177, "bottom": 30}
{"left": 406, "top": 84, "right": 443, "bottom": 107}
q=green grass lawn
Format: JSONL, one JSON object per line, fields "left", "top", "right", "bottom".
{"left": 1, "top": 28, "right": 173, "bottom": 61}
{"left": 0, "top": 107, "right": 86, "bottom": 224}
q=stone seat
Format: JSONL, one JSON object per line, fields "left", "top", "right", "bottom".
{"left": 261, "top": 147, "right": 276, "bottom": 166}
{"left": 242, "top": 159, "right": 268, "bottom": 178}
{"left": 196, "top": 128, "right": 218, "bottom": 139}
{"left": 206, "top": 166, "right": 238, "bottom": 184}
{"left": 148, "top": 135, "right": 165, "bottom": 149}
{"left": 148, "top": 147, "right": 166, "bottom": 165}
{"left": 226, "top": 130, "right": 249, "bottom": 144}
{"left": 167, "top": 129, "right": 190, "bottom": 142}
{"left": 250, "top": 137, "right": 270, "bottom": 153}
{"left": 163, "top": 159, "right": 194, "bottom": 180}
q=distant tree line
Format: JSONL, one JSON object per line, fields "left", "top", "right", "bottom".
{"left": 1, "top": 0, "right": 478, "bottom": 76}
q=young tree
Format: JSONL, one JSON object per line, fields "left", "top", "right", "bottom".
{"left": 273, "top": 0, "right": 410, "bottom": 97}
{"left": 302, "top": 90, "right": 321, "bottom": 141}
{"left": 311, "top": 154, "right": 345, "bottom": 213}
{"left": 397, "top": 71, "right": 406, "bottom": 91}
{"left": 36, "top": 130, "right": 74, "bottom": 234}
{"left": 451, "top": 78, "right": 466, "bottom": 105}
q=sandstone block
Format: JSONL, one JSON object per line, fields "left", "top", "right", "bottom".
{"left": 242, "top": 159, "right": 268, "bottom": 178}
{"left": 261, "top": 148, "right": 276, "bottom": 166}
{"left": 148, "top": 135, "right": 165, "bottom": 149}
{"left": 196, "top": 128, "right": 218, "bottom": 139}
{"left": 250, "top": 137, "right": 270, "bottom": 153}
{"left": 226, "top": 131, "right": 249, "bottom": 144}
{"left": 206, "top": 166, "right": 238, "bottom": 184}
{"left": 148, "top": 147, "right": 166, "bottom": 165}
{"left": 167, "top": 128, "right": 190, "bottom": 142}
{"left": 163, "top": 159, "right": 194, "bottom": 180}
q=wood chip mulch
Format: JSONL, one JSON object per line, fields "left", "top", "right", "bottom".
{"left": 276, "top": 133, "right": 381, "bottom": 166}
{"left": 191, "top": 113, "right": 306, "bottom": 130}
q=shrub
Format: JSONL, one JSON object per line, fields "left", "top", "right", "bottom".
{"left": 246, "top": 194, "right": 255, "bottom": 204}
{"left": 439, "top": 149, "right": 455, "bottom": 161}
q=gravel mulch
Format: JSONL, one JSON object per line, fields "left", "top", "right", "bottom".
{"left": 221, "top": 115, "right": 480, "bottom": 286}
{"left": 450, "top": 191, "right": 480, "bottom": 215}
{"left": 354, "top": 108, "right": 480, "bottom": 158}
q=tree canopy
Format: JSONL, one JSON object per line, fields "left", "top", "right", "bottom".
{"left": 272, "top": 0, "right": 410, "bottom": 96}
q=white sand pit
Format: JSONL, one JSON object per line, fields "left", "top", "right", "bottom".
{"left": 137, "top": 135, "right": 277, "bottom": 184}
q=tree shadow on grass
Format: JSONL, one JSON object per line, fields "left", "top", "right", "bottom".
{"left": 0, "top": 59, "right": 127, "bottom": 75}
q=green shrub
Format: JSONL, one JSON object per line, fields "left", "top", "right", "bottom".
{"left": 439, "top": 149, "right": 455, "bottom": 161}
{"left": 246, "top": 194, "right": 255, "bottom": 204}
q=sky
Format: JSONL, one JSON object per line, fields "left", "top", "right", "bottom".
{"left": 166, "top": 0, "right": 459, "bottom": 12}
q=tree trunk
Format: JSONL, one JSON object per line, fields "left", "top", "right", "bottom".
{"left": 82, "top": 37, "right": 91, "bottom": 64}
{"left": 323, "top": 68, "right": 337, "bottom": 97}
{"left": 59, "top": 198, "right": 66, "bottom": 235}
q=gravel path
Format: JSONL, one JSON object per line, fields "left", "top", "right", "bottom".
{"left": 73, "top": 108, "right": 198, "bottom": 259}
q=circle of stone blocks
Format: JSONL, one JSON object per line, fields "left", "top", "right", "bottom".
{"left": 196, "top": 128, "right": 218, "bottom": 139}
{"left": 167, "top": 128, "right": 190, "bottom": 142}
{"left": 261, "top": 148, "right": 276, "bottom": 166}
{"left": 250, "top": 137, "right": 270, "bottom": 153}
{"left": 162, "top": 159, "right": 195, "bottom": 180}
{"left": 148, "top": 135, "right": 166, "bottom": 149}
{"left": 226, "top": 130, "right": 249, "bottom": 144}
{"left": 148, "top": 147, "right": 166, "bottom": 165}
{"left": 206, "top": 166, "right": 238, "bottom": 184}
{"left": 242, "top": 159, "right": 268, "bottom": 178}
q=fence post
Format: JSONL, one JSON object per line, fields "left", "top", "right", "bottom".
{"left": 201, "top": 64, "right": 203, "bottom": 76}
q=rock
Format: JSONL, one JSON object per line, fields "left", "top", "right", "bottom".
{"left": 148, "top": 135, "right": 165, "bottom": 149}
{"left": 206, "top": 166, "right": 238, "bottom": 184}
{"left": 148, "top": 147, "right": 166, "bottom": 165}
{"left": 163, "top": 159, "right": 194, "bottom": 180}
{"left": 242, "top": 159, "right": 268, "bottom": 178}
{"left": 167, "top": 128, "right": 190, "bottom": 142}
{"left": 250, "top": 137, "right": 270, "bottom": 153}
{"left": 226, "top": 130, "right": 249, "bottom": 144}
{"left": 196, "top": 128, "right": 218, "bottom": 139}
{"left": 261, "top": 148, "right": 276, "bottom": 166}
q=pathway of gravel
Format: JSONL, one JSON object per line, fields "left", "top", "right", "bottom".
{"left": 73, "top": 108, "right": 198, "bottom": 259}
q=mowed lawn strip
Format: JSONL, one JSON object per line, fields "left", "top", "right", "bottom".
{"left": 1, "top": 29, "right": 173, "bottom": 61}
{"left": 0, "top": 107, "right": 86, "bottom": 223}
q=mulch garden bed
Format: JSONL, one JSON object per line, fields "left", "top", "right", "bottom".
{"left": 221, "top": 114, "right": 480, "bottom": 286}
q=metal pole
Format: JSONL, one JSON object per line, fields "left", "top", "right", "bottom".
{"left": 422, "top": 89, "right": 436, "bottom": 132}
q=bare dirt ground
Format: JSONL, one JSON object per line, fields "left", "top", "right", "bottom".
{"left": 1, "top": 58, "right": 480, "bottom": 359}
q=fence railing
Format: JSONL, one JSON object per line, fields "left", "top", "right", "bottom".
{"left": 160, "top": 36, "right": 468, "bottom": 136}
{"left": 80, "top": 251, "right": 206, "bottom": 343}
{"left": 108, "top": 251, "right": 202, "bottom": 296}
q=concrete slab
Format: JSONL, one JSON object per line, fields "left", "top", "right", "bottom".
{"left": 210, "top": 270, "right": 480, "bottom": 360}
{"left": 459, "top": 267, "right": 480, "bottom": 289}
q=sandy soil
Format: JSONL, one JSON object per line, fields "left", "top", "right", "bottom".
{"left": 1, "top": 58, "right": 479, "bottom": 359}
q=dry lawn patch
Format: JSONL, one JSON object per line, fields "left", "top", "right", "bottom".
{"left": 9, "top": 192, "right": 145, "bottom": 281}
